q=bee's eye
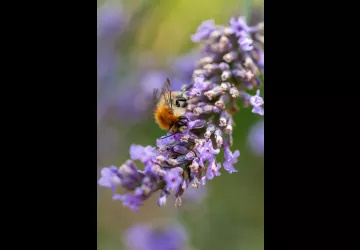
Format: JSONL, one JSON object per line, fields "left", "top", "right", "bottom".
{"left": 175, "top": 100, "right": 180, "bottom": 107}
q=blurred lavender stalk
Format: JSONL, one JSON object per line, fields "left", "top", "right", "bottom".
{"left": 98, "top": 16, "right": 264, "bottom": 212}
{"left": 97, "top": 2, "right": 127, "bottom": 123}
{"left": 124, "top": 223, "right": 188, "bottom": 250}
{"left": 248, "top": 120, "right": 264, "bottom": 157}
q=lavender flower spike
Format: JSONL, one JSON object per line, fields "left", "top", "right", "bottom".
{"left": 98, "top": 16, "right": 264, "bottom": 211}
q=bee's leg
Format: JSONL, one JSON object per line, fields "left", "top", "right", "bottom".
{"left": 176, "top": 121, "right": 186, "bottom": 127}
{"left": 178, "top": 116, "right": 189, "bottom": 121}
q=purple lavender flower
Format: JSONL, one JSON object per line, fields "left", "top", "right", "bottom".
{"left": 98, "top": 16, "right": 264, "bottom": 211}
{"left": 98, "top": 166, "right": 121, "bottom": 193}
{"left": 97, "top": 3, "right": 126, "bottom": 39}
{"left": 248, "top": 120, "right": 264, "bottom": 157}
{"left": 250, "top": 89, "right": 264, "bottom": 115}
{"left": 191, "top": 20, "right": 216, "bottom": 42}
{"left": 124, "top": 223, "right": 188, "bottom": 250}
{"left": 164, "top": 168, "right": 183, "bottom": 192}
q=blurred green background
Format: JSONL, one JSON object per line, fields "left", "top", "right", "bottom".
{"left": 97, "top": 0, "right": 264, "bottom": 249}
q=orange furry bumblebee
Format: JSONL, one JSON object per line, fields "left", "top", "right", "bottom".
{"left": 153, "top": 78, "right": 190, "bottom": 134}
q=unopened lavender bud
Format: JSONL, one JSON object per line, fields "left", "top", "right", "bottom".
{"left": 218, "top": 62, "right": 230, "bottom": 71}
{"left": 180, "top": 134, "right": 190, "bottom": 142}
{"left": 187, "top": 132, "right": 198, "bottom": 141}
{"left": 172, "top": 145, "right": 188, "bottom": 154}
{"left": 194, "top": 139, "right": 205, "bottom": 147}
{"left": 166, "top": 158, "right": 179, "bottom": 166}
{"left": 152, "top": 165, "right": 167, "bottom": 177}
{"left": 212, "top": 106, "right": 221, "bottom": 113}
{"left": 190, "top": 119, "right": 207, "bottom": 129}
{"left": 193, "top": 107, "right": 203, "bottom": 115}
{"left": 158, "top": 195, "right": 167, "bottom": 207}
{"left": 156, "top": 155, "right": 166, "bottom": 165}
{"left": 223, "top": 51, "right": 238, "bottom": 63}
{"left": 204, "top": 86, "right": 223, "bottom": 100}
{"left": 193, "top": 69, "right": 206, "bottom": 77}
{"left": 214, "top": 129, "right": 223, "bottom": 148}
{"left": 244, "top": 70, "right": 255, "bottom": 82}
{"left": 175, "top": 155, "right": 187, "bottom": 164}
{"left": 175, "top": 197, "right": 182, "bottom": 208}
{"left": 232, "top": 69, "right": 245, "bottom": 78}
{"left": 219, "top": 117, "right": 227, "bottom": 127}
{"left": 196, "top": 56, "right": 214, "bottom": 67}
{"left": 119, "top": 160, "right": 136, "bottom": 176}
{"left": 209, "top": 29, "right": 222, "bottom": 39}
{"left": 229, "top": 87, "right": 240, "bottom": 98}
{"left": 157, "top": 190, "right": 169, "bottom": 207}
{"left": 223, "top": 27, "right": 234, "bottom": 35}
{"left": 215, "top": 95, "right": 228, "bottom": 110}
{"left": 182, "top": 180, "right": 187, "bottom": 190}
{"left": 191, "top": 178, "right": 201, "bottom": 188}
{"left": 141, "top": 184, "right": 152, "bottom": 196}
{"left": 189, "top": 159, "right": 200, "bottom": 173}
{"left": 225, "top": 124, "right": 233, "bottom": 134}
{"left": 219, "top": 111, "right": 230, "bottom": 127}
{"left": 221, "top": 70, "right": 232, "bottom": 81}
{"left": 203, "top": 63, "right": 220, "bottom": 74}
{"left": 185, "top": 151, "right": 195, "bottom": 161}
{"left": 203, "top": 104, "right": 214, "bottom": 114}
{"left": 220, "top": 82, "right": 231, "bottom": 91}
{"left": 218, "top": 36, "right": 231, "bottom": 52}
{"left": 204, "top": 124, "right": 216, "bottom": 140}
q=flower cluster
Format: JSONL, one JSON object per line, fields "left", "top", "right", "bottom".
{"left": 98, "top": 16, "right": 264, "bottom": 212}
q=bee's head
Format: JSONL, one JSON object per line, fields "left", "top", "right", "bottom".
{"left": 172, "top": 92, "right": 189, "bottom": 108}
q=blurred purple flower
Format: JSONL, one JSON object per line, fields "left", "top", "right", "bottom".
{"left": 182, "top": 185, "right": 207, "bottom": 204}
{"left": 97, "top": 2, "right": 127, "bottom": 122}
{"left": 124, "top": 223, "right": 188, "bottom": 250}
{"left": 97, "top": 3, "right": 127, "bottom": 39}
{"left": 248, "top": 120, "right": 264, "bottom": 157}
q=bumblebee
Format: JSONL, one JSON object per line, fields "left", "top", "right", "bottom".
{"left": 153, "top": 78, "right": 190, "bottom": 134}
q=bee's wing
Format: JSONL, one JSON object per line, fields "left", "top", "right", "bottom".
{"left": 153, "top": 88, "right": 161, "bottom": 107}
{"left": 160, "top": 78, "right": 173, "bottom": 109}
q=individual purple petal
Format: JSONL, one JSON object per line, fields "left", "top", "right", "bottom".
{"left": 191, "top": 20, "right": 216, "bottom": 42}
{"left": 205, "top": 159, "right": 222, "bottom": 180}
{"left": 229, "top": 16, "right": 250, "bottom": 36}
{"left": 195, "top": 139, "right": 220, "bottom": 167}
{"left": 129, "top": 145, "right": 157, "bottom": 164}
{"left": 250, "top": 89, "right": 264, "bottom": 116}
{"left": 223, "top": 146, "right": 240, "bottom": 174}
{"left": 98, "top": 166, "right": 121, "bottom": 193}
{"left": 113, "top": 193, "right": 144, "bottom": 212}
